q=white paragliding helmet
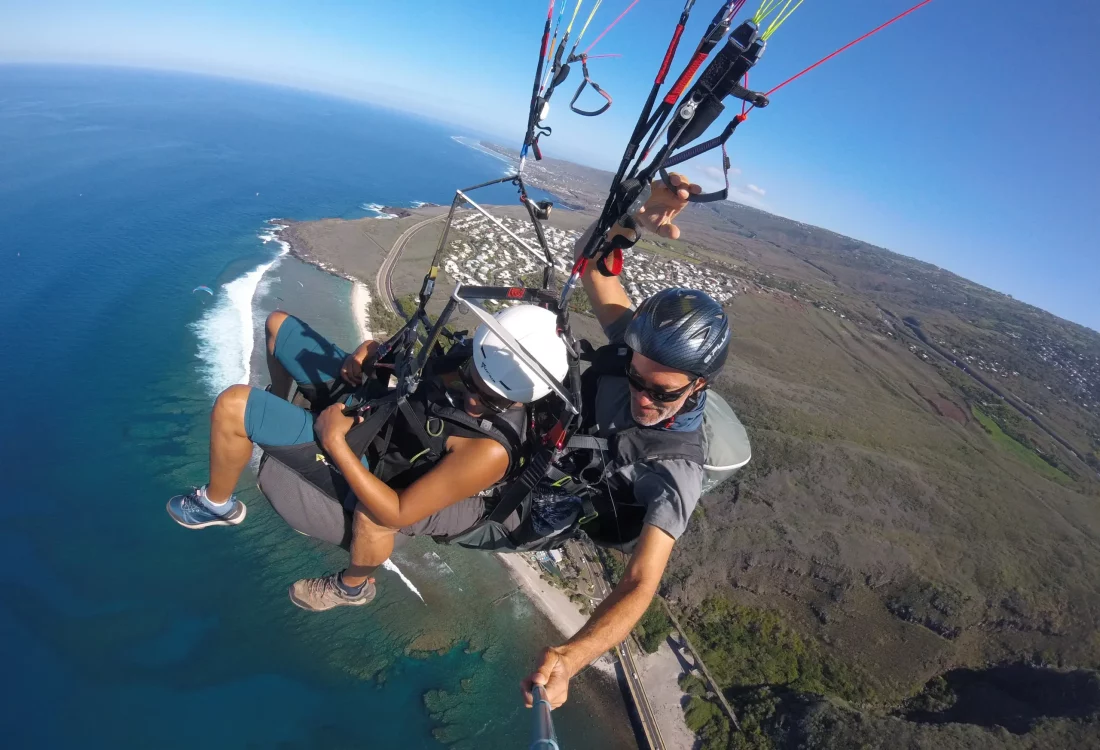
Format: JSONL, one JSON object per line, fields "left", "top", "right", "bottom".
{"left": 472, "top": 304, "right": 569, "bottom": 404}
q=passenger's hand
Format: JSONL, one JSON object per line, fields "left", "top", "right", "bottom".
{"left": 340, "top": 341, "right": 376, "bottom": 385}
{"left": 636, "top": 172, "right": 701, "bottom": 240}
{"left": 522, "top": 646, "right": 574, "bottom": 709}
{"left": 340, "top": 353, "right": 364, "bottom": 385}
{"left": 315, "top": 403, "right": 361, "bottom": 448}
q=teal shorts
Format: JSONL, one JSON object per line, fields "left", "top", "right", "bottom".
{"left": 244, "top": 315, "right": 350, "bottom": 447}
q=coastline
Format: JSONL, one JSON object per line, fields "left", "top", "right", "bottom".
{"left": 268, "top": 218, "right": 376, "bottom": 344}
{"left": 269, "top": 218, "right": 365, "bottom": 286}
{"left": 493, "top": 553, "right": 616, "bottom": 679}
{"left": 350, "top": 281, "right": 373, "bottom": 342}
{"left": 495, "top": 553, "right": 695, "bottom": 748}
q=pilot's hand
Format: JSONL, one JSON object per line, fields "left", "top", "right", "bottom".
{"left": 636, "top": 172, "right": 702, "bottom": 240}
{"left": 521, "top": 646, "right": 574, "bottom": 709}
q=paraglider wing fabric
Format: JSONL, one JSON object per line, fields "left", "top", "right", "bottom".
{"left": 192, "top": 285, "right": 214, "bottom": 295}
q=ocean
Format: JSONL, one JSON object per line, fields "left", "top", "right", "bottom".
{"left": 0, "top": 65, "right": 635, "bottom": 748}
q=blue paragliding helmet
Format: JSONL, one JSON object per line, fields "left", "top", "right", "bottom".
{"left": 624, "top": 288, "right": 730, "bottom": 378}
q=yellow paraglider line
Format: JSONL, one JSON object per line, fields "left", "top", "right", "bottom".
{"left": 760, "top": 0, "right": 806, "bottom": 39}
{"left": 576, "top": 0, "right": 604, "bottom": 41}
{"left": 565, "top": 0, "right": 586, "bottom": 34}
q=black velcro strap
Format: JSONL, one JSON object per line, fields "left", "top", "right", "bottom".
{"left": 343, "top": 396, "right": 399, "bottom": 458}
{"left": 596, "top": 247, "right": 624, "bottom": 277}
{"left": 488, "top": 448, "right": 552, "bottom": 524}
{"left": 661, "top": 114, "right": 746, "bottom": 203}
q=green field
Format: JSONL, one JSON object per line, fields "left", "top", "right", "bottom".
{"left": 972, "top": 406, "right": 1072, "bottom": 483}
{"left": 634, "top": 237, "right": 702, "bottom": 264}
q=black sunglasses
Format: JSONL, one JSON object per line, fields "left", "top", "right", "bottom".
{"left": 460, "top": 359, "right": 514, "bottom": 414}
{"left": 625, "top": 366, "right": 695, "bottom": 403}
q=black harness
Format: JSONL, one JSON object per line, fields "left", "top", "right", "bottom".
{"left": 446, "top": 342, "right": 704, "bottom": 550}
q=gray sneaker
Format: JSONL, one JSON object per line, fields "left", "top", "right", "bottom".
{"left": 289, "top": 573, "right": 376, "bottom": 612}
{"left": 166, "top": 486, "right": 247, "bottom": 529}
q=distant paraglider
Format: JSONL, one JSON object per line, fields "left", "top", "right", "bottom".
{"left": 193, "top": 285, "right": 214, "bottom": 295}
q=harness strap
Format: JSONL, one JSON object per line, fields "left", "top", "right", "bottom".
{"left": 488, "top": 447, "right": 553, "bottom": 524}
{"left": 398, "top": 397, "right": 441, "bottom": 465}
{"left": 344, "top": 395, "right": 400, "bottom": 459}
{"left": 565, "top": 435, "right": 608, "bottom": 451}
{"left": 428, "top": 400, "right": 526, "bottom": 477}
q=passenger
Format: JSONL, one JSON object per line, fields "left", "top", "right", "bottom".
{"left": 166, "top": 303, "right": 569, "bottom": 610}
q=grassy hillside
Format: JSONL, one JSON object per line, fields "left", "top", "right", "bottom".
{"left": 645, "top": 202, "right": 1100, "bottom": 747}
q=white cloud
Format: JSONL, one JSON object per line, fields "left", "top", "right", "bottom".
{"left": 747, "top": 184, "right": 766, "bottom": 196}
{"left": 726, "top": 184, "right": 768, "bottom": 208}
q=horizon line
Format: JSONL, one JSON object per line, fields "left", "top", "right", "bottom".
{"left": 3, "top": 59, "right": 1095, "bottom": 335}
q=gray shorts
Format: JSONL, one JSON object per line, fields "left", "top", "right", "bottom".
{"left": 397, "top": 496, "right": 498, "bottom": 542}
{"left": 257, "top": 443, "right": 521, "bottom": 551}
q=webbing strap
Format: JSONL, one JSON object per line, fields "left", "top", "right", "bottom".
{"left": 659, "top": 116, "right": 743, "bottom": 203}
{"left": 565, "top": 435, "right": 609, "bottom": 452}
{"left": 344, "top": 396, "right": 400, "bottom": 459}
{"left": 569, "top": 56, "right": 613, "bottom": 116}
{"left": 398, "top": 398, "right": 441, "bottom": 465}
{"left": 488, "top": 448, "right": 553, "bottom": 523}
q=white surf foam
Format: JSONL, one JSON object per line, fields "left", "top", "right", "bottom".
{"left": 360, "top": 202, "right": 398, "bottom": 219}
{"left": 192, "top": 226, "right": 289, "bottom": 397}
{"left": 383, "top": 559, "right": 425, "bottom": 603}
{"left": 451, "top": 135, "right": 517, "bottom": 169}
{"left": 350, "top": 281, "right": 373, "bottom": 341}
{"left": 410, "top": 200, "right": 427, "bottom": 208}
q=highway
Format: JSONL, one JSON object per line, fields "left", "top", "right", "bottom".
{"left": 374, "top": 214, "right": 446, "bottom": 317}
{"left": 579, "top": 545, "right": 666, "bottom": 749}
{"left": 619, "top": 641, "right": 666, "bottom": 749}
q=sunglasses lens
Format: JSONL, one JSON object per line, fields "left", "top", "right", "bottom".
{"left": 627, "top": 370, "right": 687, "bottom": 403}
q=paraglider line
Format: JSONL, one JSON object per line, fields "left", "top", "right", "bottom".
{"left": 763, "top": 0, "right": 936, "bottom": 98}
{"left": 582, "top": 0, "right": 639, "bottom": 56}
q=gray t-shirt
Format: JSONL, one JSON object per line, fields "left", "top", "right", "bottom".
{"left": 595, "top": 308, "right": 705, "bottom": 540}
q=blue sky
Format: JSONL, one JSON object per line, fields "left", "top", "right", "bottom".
{"left": 3, "top": 0, "right": 1098, "bottom": 330}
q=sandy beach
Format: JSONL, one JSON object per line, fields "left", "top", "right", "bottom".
{"left": 350, "top": 280, "right": 373, "bottom": 341}
{"left": 494, "top": 553, "right": 696, "bottom": 748}
{"left": 493, "top": 553, "right": 617, "bottom": 679}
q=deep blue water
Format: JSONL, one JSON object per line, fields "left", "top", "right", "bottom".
{"left": 0, "top": 65, "right": 633, "bottom": 748}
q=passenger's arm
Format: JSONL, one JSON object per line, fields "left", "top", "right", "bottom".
{"left": 521, "top": 523, "right": 676, "bottom": 708}
{"left": 576, "top": 173, "right": 701, "bottom": 330}
{"left": 316, "top": 405, "right": 510, "bottom": 528}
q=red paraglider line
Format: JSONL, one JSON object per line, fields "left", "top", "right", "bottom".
{"left": 762, "top": 0, "right": 936, "bottom": 98}
{"left": 583, "top": 0, "right": 640, "bottom": 55}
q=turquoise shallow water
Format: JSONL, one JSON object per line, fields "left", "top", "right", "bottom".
{"left": 0, "top": 65, "right": 634, "bottom": 748}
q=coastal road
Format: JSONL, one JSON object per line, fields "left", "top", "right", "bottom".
{"left": 619, "top": 641, "right": 666, "bottom": 749}
{"left": 375, "top": 214, "right": 446, "bottom": 317}
{"left": 578, "top": 545, "right": 666, "bottom": 749}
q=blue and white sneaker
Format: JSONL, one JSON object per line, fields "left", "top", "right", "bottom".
{"left": 166, "top": 486, "right": 247, "bottom": 529}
